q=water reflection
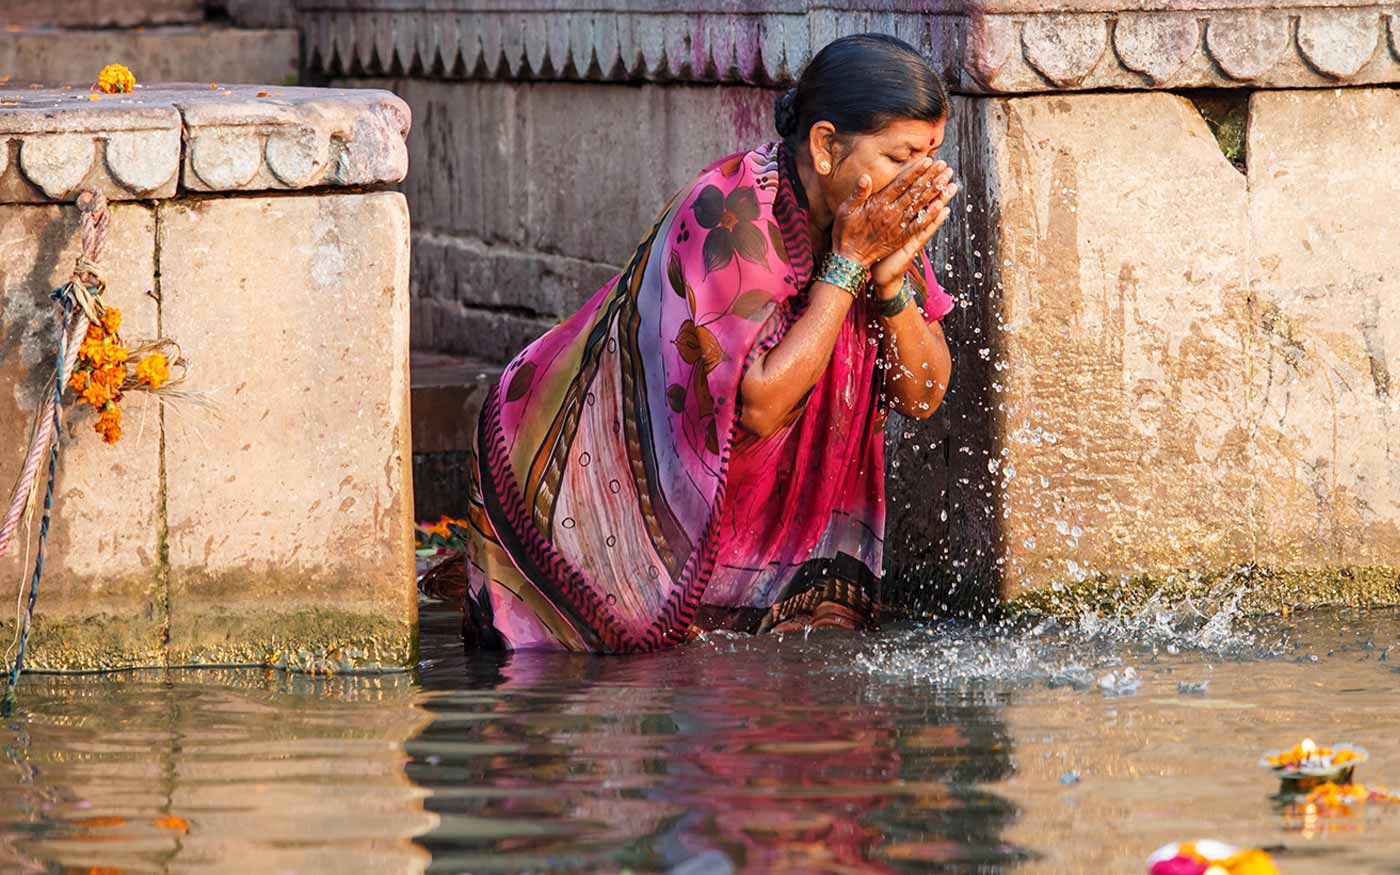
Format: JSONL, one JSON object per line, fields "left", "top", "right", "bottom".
{"left": 413, "top": 606, "right": 1021, "bottom": 874}
{"left": 4, "top": 604, "right": 1400, "bottom": 874}
{"left": 1, "top": 669, "right": 435, "bottom": 874}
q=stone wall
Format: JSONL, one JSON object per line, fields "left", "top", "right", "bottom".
{"left": 0, "top": 84, "right": 417, "bottom": 670}
{"left": 303, "top": 0, "right": 1400, "bottom": 611}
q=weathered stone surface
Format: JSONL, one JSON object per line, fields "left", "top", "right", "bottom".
{"left": 222, "top": 0, "right": 298, "bottom": 28}
{"left": 302, "top": 0, "right": 1400, "bottom": 94}
{"left": 1, "top": 0, "right": 200, "bottom": 27}
{"left": 0, "top": 84, "right": 408, "bottom": 203}
{"left": 158, "top": 192, "right": 416, "bottom": 667}
{"left": 363, "top": 78, "right": 768, "bottom": 263}
{"left": 1245, "top": 88, "right": 1400, "bottom": 569}
{"left": 0, "top": 101, "right": 181, "bottom": 203}
{"left": 0, "top": 27, "right": 299, "bottom": 90}
{"left": 411, "top": 231, "right": 618, "bottom": 323}
{"left": 892, "top": 87, "right": 1400, "bottom": 604}
{"left": 412, "top": 297, "right": 556, "bottom": 364}
{"left": 1112, "top": 12, "right": 1200, "bottom": 85}
{"left": 0, "top": 203, "right": 165, "bottom": 670}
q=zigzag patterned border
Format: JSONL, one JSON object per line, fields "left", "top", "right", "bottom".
{"left": 299, "top": 3, "right": 1400, "bottom": 93}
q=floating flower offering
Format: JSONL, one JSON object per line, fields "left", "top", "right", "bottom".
{"left": 1260, "top": 738, "right": 1366, "bottom": 785}
{"left": 1303, "top": 781, "right": 1400, "bottom": 809}
{"left": 1147, "top": 840, "right": 1278, "bottom": 875}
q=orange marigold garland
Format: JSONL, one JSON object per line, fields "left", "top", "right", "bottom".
{"left": 66, "top": 304, "right": 184, "bottom": 444}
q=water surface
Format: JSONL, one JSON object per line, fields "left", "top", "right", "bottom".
{"left": 4, "top": 600, "right": 1400, "bottom": 874}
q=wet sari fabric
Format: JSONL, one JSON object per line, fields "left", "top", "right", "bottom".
{"left": 463, "top": 142, "right": 953, "bottom": 652}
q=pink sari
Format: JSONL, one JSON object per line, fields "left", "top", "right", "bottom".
{"left": 461, "top": 142, "right": 952, "bottom": 652}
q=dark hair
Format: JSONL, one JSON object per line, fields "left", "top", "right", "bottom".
{"left": 775, "top": 34, "right": 949, "bottom": 150}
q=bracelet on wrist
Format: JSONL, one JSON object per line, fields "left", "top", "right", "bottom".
{"left": 876, "top": 277, "right": 915, "bottom": 318}
{"left": 815, "top": 252, "right": 869, "bottom": 299}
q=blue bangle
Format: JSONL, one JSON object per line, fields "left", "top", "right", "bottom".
{"left": 876, "top": 277, "right": 914, "bottom": 318}
{"left": 815, "top": 252, "right": 869, "bottom": 298}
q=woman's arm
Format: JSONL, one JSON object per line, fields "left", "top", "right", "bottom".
{"left": 738, "top": 281, "right": 855, "bottom": 437}
{"left": 877, "top": 289, "right": 952, "bottom": 419}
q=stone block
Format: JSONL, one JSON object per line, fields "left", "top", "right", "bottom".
{"left": 1, "top": 0, "right": 201, "bottom": 27}
{"left": 357, "top": 78, "right": 773, "bottom": 262}
{"left": 0, "top": 84, "right": 407, "bottom": 203}
{"left": 411, "top": 297, "right": 557, "bottom": 364}
{"left": 0, "top": 27, "right": 299, "bottom": 90}
{"left": 157, "top": 192, "right": 416, "bottom": 667}
{"left": 411, "top": 231, "right": 618, "bottom": 319}
{"left": 0, "top": 203, "right": 164, "bottom": 670}
{"left": 1245, "top": 88, "right": 1400, "bottom": 568}
{"left": 219, "top": 0, "right": 297, "bottom": 29}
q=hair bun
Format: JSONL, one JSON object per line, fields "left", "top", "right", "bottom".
{"left": 774, "top": 88, "right": 799, "bottom": 138}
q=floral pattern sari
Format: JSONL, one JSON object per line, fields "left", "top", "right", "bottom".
{"left": 460, "top": 142, "right": 953, "bottom": 652}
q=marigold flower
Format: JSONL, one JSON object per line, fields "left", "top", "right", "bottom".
{"left": 80, "top": 381, "right": 112, "bottom": 408}
{"left": 79, "top": 337, "right": 104, "bottom": 363}
{"left": 68, "top": 369, "right": 89, "bottom": 393}
{"left": 97, "top": 64, "right": 136, "bottom": 94}
{"left": 99, "top": 343, "right": 130, "bottom": 367}
{"left": 86, "top": 324, "right": 105, "bottom": 342}
{"left": 92, "top": 365, "right": 125, "bottom": 391}
{"left": 101, "top": 307, "right": 122, "bottom": 334}
{"left": 95, "top": 405, "right": 122, "bottom": 445}
{"left": 135, "top": 352, "right": 170, "bottom": 389}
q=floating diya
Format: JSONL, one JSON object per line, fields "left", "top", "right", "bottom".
{"left": 1146, "top": 840, "right": 1278, "bottom": 875}
{"left": 1260, "top": 738, "right": 1368, "bottom": 793}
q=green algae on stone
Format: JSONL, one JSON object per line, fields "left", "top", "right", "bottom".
{"left": 1008, "top": 565, "right": 1400, "bottom": 619}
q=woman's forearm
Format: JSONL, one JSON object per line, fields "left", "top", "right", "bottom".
{"left": 738, "top": 282, "right": 854, "bottom": 436}
{"left": 880, "top": 305, "right": 951, "bottom": 419}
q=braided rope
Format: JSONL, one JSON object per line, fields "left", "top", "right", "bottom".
{"left": 0, "top": 194, "right": 107, "bottom": 564}
{"left": 0, "top": 192, "right": 109, "bottom": 713}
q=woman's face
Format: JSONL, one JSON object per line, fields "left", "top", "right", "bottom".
{"left": 811, "top": 118, "right": 949, "bottom": 219}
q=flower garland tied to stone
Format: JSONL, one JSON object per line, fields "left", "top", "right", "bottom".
{"left": 66, "top": 304, "right": 177, "bottom": 444}
{"left": 96, "top": 63, "right": 135, "bottom": 94}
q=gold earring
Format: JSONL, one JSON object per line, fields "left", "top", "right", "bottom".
{"left": 818, "top": 160, "right": 832, "bottom": 174}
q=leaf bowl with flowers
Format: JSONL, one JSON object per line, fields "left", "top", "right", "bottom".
{"left": 1146, "top": 840, "right": 1277, "bottom": 875}
{"left": 1259, "top": 738, "right": 1367, "bottom": 792}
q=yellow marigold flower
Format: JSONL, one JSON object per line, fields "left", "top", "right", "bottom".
{"left": 97, "top": 64, "right": 136, "bottom": 94}
{"left": 135, "top": 352, "right": 170, "bottom": 389}
{"left": 81, "top": 381, "right": 112, "bottom": 409}
{"left": 79, "top": 337, "right": 104, "bottom": 363}
{"left": 93, "top": 365, "right": 125, "bottom": 391}
{"left": 95, "top": 406, "right": 122, "bottom": 445}
{"left": 101, "top": 307, "right": 122, "bottom": 334}
{"left": 100, "top": 343, "right": 130, "bottom": 367}
{"left": 68, "top": 369, "right": 89, "bottom": 393}
{"left": 86, "top": 324, "right": 105, "bottom": 342}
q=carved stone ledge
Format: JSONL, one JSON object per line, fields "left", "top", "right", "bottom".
{"left": 0, "top": 84, "right": 410, "bottom": 203}
{"left": 295, "top": 1, "right": 1400, "bottom": 93}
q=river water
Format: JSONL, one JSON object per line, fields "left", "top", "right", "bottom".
{"left": 2, "top": 599, "right": 1399, "bottom": 874}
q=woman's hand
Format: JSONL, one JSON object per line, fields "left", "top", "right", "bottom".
{"left": 870, "top": 169, "right": 957, "bottom": 293}
{"left": 830, "top": 158, "right": 950, "bottom": 268}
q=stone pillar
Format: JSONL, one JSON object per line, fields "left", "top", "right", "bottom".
{"left": 302, "top": 0, "right": 1400, "bottom": 612}
{"left": 0, "top": 84, "right": 416, "bottom": 670}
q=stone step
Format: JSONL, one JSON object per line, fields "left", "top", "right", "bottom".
{"left": 410, "top": 352, "right": 502, "bottom": 521}
{"left": 0, "top": 25, "right": 298, "bottom": 87}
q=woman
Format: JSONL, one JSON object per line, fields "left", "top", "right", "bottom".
{"left": 429, "top": 33, "right": 958, "bottom": 652}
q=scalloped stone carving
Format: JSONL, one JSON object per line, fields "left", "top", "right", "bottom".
{"left": 1206, "top": 11, "right": 1292, "bottom": 81}
{"left": 1114, "top": 12, "right": 1200, "bottom": 86}
{"left": 189, "top": 129, "right": 264, "bottom": 190}
{"left": 0, "top": 85, "right": 408, "bottom": 203}
{"left": 1022, "top": 14, "right": 1109, "bottom": 88}
{"left": 20, "top": 135, "right": 95, "bottom": 200}
{"left": 966, "top": 14, "right": 1016, "bottom": 89}
{"left": 105, "top": 129, "right": 181, "bottom": 194}
{"left": 1298, "top": 8, "right": 1382, "bottom": 79}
